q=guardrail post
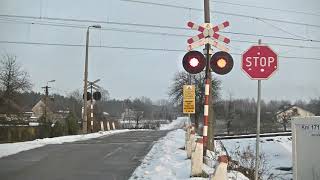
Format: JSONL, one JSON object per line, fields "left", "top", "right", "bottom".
{"left": 185, "top": 125, "right": 192, "bottom": 148}
{"left": 191, "top": 137, "right": 203, "bottom": 177}
{"left": 211, "top": 155, "right": 229, "bottom": 180}
{"left": 100, "top": 121, "right": 104, "bottom": 131}
{"left": 112, "top": 122, "right": 116, "bottom": 130}
{"left": 187, "top": 130, "right": 196, "bottom": 158}
{"left": 106, "top": 121, "right": 110, "bottom": 131}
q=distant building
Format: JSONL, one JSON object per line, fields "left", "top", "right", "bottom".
{"left": 276, "top": 105, "right": 315, "bottom": 124}
{"left": 121, "top": 108, "right": 136, "bottom": 122}
{"left": 31, "top": 99, "right": 69, "bottom": 123}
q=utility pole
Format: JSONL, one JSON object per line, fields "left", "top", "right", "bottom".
{"left": 42, "top": 85, "right": 50, "bottom": 122}
{"left": 42, "top": 80, "right": 55, "bottom": 122}
{"left": 203, "top": 0, "right": 215, "bottom": 156}
{"left": 83, "top": 25, "right": 101, "bottom": 134}
{"left": 83, "top": 27, "right": 90, "bottom": 134}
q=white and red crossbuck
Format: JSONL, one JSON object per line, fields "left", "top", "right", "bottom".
{"left": 187, "top": 21, "right": 230, "bottom": 51}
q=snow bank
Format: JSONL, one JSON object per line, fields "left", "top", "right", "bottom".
{"left": 0, "top": 129, "right": 129, "bottom": 158}
{"left": 130, "top": 128, "right": 248, "bottom": 180}
{"left": 160, "top": 117, "right": 190, "bottom": 130}
{"left": 129, "top": 129, "right": 196, "bottom": 180}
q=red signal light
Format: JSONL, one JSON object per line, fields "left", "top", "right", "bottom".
{"left": 182, "top": 51, "right": 206, "bottom": 74}
{"left": 189, "top": 58, "right": 199, "bottom": 67}
{"left": 210, "top": 51, "right": 234, "bottom": 75}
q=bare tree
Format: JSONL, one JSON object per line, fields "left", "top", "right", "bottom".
{"left": 168, "top": 71, "right": 221, "bottom": 130}
{"left": 68, "top": 89, "right": 82, "bottom": 104}
{"left": 99, "top": 87, "right": 110, "bottom": 102}
{"left": 0, "top": 54, "right": 32, "bottom": 113}
{"left": 0, "top": 54, "right": 32, "bottom": 99}
{"left": 229, "top": 145, "right": 284, "bottom": 180}
{"left": 279, "top": 107, "right": 299, "bottom": 131}
{"left": 134, "top": 111, "right": 144, "bottom": 129}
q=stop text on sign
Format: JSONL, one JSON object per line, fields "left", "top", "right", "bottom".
{"left": 245, "top": 57, "right": 276, "bottom": 68}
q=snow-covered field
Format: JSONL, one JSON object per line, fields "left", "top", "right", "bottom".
{"left": 222, "top": 136, "right": 293, "bottom": 179}
{"left": 0, "top": 129, "right": 130, "bottom": 158}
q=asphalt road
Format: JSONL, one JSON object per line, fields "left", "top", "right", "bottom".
{"left": 0, "top": 130, "right": 169, "bottom": 180}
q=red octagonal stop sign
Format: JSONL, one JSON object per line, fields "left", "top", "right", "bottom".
{"left": 242, "top": 45, "right": 278, "bottom": 80}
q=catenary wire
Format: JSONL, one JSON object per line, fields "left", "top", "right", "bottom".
{"left": 0, "top": 16, "right": 320, "bottom": 43}
{"left": 1, "top": 17, "right": 320, "bottom": 50}
{"left": 120, "top": 0, "right": 320, "bottom": 29}
{"left": 1, "top": 40, "right": 320, "bottom": 61}
{"left": 211, "top": 0, "right": 320, "bottom": 17}
{"left": 2, "top": 17, "right": 320, "bottom": 51}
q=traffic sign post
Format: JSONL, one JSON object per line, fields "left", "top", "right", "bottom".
{"left": 242, "top": 40, "right": 278, "bottom": 180}
{"left": 183, "top": 85, "right": 195, "bottom": 114}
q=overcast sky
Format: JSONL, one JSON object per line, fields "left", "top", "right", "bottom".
{"left": 0, "top": 0, "right": 319, "bottom": 102}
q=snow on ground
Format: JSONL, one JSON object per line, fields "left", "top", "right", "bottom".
{"left": 129, "top": 129, "right": 193, "bottom": 180}
{"left": 0, "top": 129, "right": 129, "bottom": 158}
{"left": 222, "top": 136, "right": 292, "bottom": 179}
{"left": 160, "top": 116, "right": 190, "bottom": 130}
{"left": 130, "top": 128, "right": 248, "bottom": 180}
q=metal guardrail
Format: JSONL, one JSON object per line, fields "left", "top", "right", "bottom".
{"left": 215, "top": 132, "right": 292, "bottom": 140}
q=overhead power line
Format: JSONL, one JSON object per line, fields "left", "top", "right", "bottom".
{"left": 1, "top": 17, "right": 320, "bottom": 49}
{"left": 232, "top": 39, "right": 320, "bottom": 50}
{"left": 1, "top": 40, "right": 320, "bottom": 61}
{"left": 211, "top": 0, "right": 320, "bottom": 17}
{"left": 255, "top": 18, "right": 310, "bottom": 40}
{"left": 1, "top": 16, "right": 320, "bottom": 43}
{"left": 0, "top": 40, "right": 184, "bottom": 52}
{"left": 120, "top": 0, "right": 320, "bottom": 29}
{"left": 0, "top": 17, "right": 85, "bottom": 29}
{"left": 1, "top": 17, "right": 320, "bottom": 50}
{"left": 0, "top": 14, "right": 187, "bottom": 30}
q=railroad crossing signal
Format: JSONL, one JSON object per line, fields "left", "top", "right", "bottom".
{"left": 210, "top": 51, "right": 234, "bottom": 75}
{"left": 183, "top": 20, "right": 234, "bottom": 75}
{"left": 83, "top": 79, "right": 102, "bottom": 101}
{"left": 242, "top": 45, "right": 278, "bottom": 79}
{"left": 83, "top": 92, "right": 92, "bottom": 101}
{"left": 182, "top": 51, "right": 206, "bottom": 74}
{"left": 187, "top": 21, "right": 230, "bottom": 51}
{"left": 182, "top": 50, "right": 234, "bottom": 75}
{"left": 93, "top": 92, "right": 101, "bottom": 101}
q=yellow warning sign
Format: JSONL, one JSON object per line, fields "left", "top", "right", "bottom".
{"left": 183, "top": 85, "right": 195, "bottom": 114}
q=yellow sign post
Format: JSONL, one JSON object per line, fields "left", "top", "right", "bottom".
{"left": 183, "top": 85, "right": 195, "bottom": 114}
